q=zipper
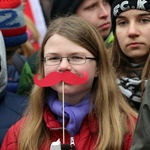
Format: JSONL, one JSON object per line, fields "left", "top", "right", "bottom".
{"left": 70, "top": 137, "right": 76, "bottom": 149}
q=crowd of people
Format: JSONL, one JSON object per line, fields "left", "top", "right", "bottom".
{"left": 0, "top": 0, "right": 150, "bottom": 149}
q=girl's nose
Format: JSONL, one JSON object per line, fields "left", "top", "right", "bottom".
{"left": 58, "top": 58, "right": 72, "bottom": 72}
{"left": 98, "top": 4, "right": 109, "bottom": 19}
{"left": 127, "top": 23, "right": 140, "bottom": 38}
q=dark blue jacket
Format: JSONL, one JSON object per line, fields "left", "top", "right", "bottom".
{"left": 0, "top": 89, "right": 27, "bottom": 146}
{"left": 0, "top": 31, "right": 27, "bottom": 147}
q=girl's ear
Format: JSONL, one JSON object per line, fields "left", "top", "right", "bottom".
{"left": 94, "top": 68, "right": 99, "bottom": 77}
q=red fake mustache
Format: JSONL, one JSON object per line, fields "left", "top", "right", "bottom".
{"left": 34, "top": 71, "right": 88, "bottom": 87}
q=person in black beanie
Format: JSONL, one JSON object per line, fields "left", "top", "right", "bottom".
{"left": 111, "top": 0, "right": 150, "bottom": 32}
{"left": 17, "top": 0, "right": 115, "bottom": 97}
{"left": 110, "top": 0, "right": 150, "bottom": 111}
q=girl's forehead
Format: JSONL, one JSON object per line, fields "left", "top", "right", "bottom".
{"left": 118, "top": 9, "right": 150, "bottom": 17}
{"left": 44, "top": 34, "right": 90, "bottom": 53}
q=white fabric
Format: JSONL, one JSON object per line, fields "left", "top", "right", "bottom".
{"left": 117, "top": 76, "right": 147, "bottom": 103}
{"left": 0, "top": 31, "right": 7, "bottom": 92}
{"left": 28, "top": 0, "right": 47, "bottom": 45}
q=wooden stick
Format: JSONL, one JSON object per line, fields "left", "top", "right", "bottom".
{"left": 62, "top": 81, "right": 65, "bottom": 144}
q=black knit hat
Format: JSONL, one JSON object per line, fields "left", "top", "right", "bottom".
{"left": 50, "top": 0, "right": 83, "bottom": 19}
{"left": 111, "top": 0, "right": 150, "bottom": 32}
{"left": 50, "top": 0, "right": 113, "bottom": 19}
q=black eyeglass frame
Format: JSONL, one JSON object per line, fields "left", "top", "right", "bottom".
{"left": 41, "top": 55, "right": 97, "bottom": 66}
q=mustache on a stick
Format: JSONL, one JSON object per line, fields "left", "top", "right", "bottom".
{"left": 34, "top": 71, "right": 88, "bottom": 87}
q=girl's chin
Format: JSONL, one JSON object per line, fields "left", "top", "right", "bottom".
{"left": 52, "top": 83, "right": 73, "bottom": 90}
{"left": 58, "top": 90, "right": 74, "bottom": 95}
{"left": 52, "top": 87, "right": 74, "bottom": 94}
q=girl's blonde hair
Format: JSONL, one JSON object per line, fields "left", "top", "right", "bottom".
{"left": 18, "top": 15, "right": 137, "bottom": 150}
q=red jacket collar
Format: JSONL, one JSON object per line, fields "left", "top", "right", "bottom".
{"left": 43, "top": 105, "right": 98, "bottom": 134}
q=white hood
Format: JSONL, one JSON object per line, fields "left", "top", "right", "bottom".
{"left": 0, "top": 31, "right": 7, "bottom": 93}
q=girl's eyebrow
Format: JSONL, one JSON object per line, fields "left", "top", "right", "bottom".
{"left": 45, "top": 52, "right": 86, "bottom": 56}
{"left": 83, "top": 1, "right": 97, "bottom": 9}
{"left": 116, "top": 16, "right": 126, "bottom": 19}
{"left": 138, "top": 13, "right": 150, "bottom": 16}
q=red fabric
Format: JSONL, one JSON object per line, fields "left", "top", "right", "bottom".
{"left": 1, "top": 106, "right": 136, "bottom": 150}
{"left": 123, "top": 116, "right": 137, "bottom": 150}
{"left": 1, "top": 26, "right": 27, "bottom": 36}
{"left": 24, "top": 0, "right": 35, "bottom": 23}
{"left": 23, "top": 0, "right": 41, "bottom": 51}
{"left": 0, "top": 0, "right": 21, "bottom": 9}
{"left": 43, "top": 106, "right": 98, "bottom": 150}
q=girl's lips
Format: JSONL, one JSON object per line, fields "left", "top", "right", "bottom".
{"left": 127, "top": 42, "right": 143, "bottom": 48}
{"left": 99, "top": 23, "right": 110, "bottom": 30}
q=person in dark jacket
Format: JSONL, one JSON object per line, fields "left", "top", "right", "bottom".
{"left": 130, "top": 78, "right": 150, "bottom": 150}
{"left": 0, "top": 31, "right": 27, "bottom": 146}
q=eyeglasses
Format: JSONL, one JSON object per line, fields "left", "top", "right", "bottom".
{"left": 42, "top": 55, "right": 96, "bottom": 66}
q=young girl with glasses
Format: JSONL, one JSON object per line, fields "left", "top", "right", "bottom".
{"left": 1, "top": 16, "right": 137, "bottom": 150}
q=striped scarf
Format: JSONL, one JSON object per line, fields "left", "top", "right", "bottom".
{"left": 117, "top": 63, "right": 147, "bottom": 111}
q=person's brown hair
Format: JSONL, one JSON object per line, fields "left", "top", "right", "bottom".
{"left": 18, "top": 15, "right": 137, "bottom": 150}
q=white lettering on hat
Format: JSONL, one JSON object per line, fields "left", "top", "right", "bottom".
{"left": 113, "top": 0, "right": 148, "bottom": 16}
{"left": 137, "top": 0, "right": 147, "bottom": 9}
{"left": 113, "top": 1, "right": 129, "bottom": 16}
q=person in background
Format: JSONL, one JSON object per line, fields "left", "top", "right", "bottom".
{"left": 110, "top": 0, "right": 150, "bottom": 112}
{"left": 0, "top": 31, "right": 27, "bottom": 147}
{"left": 17, "top": 15, "right": 41, "bottom": 58}
{"left": 1, "top": 15, "right": 137, "bottom": 150}
{"left": 21, "top": 0, "right": 41, "bottom": 53}
{"left": 50, "top": 0, "right": 114, "bottom": 48}
{"left": 40, "top": 0, "right": 52, "bottom": 26}
{"left": 0, "top": 0, "right": 28, "bottom": 93}
{"left": 17, "top": 0, "right": 114, "bottom": 97}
